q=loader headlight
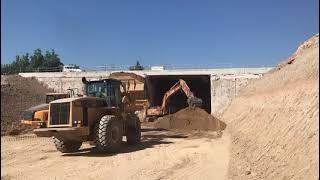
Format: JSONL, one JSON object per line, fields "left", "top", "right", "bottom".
{"left": 36, "top": 122, "right": 42, "bottom": 129}
{"left": 36, "top": 122, "right": 47, "bottom": 128}
{"left": 73, "top": 120, "right": 81, "bottom": 127}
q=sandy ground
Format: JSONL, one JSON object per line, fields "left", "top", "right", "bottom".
{"left": 1, "top": 126, "right": 230, "bottom": 180}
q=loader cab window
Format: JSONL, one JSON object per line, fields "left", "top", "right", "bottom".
{"left": 46, "top": 95, "right": 61, "bottom": 104}
{"left": 105, "top": 82, "right": 121, "bottom": 107}
{"left": 86, "top": 80, "right": 121, "bottom": 107}
{"left": 87, "top": 83, "right": 105, "bottom": 97}
{"left": 46, "top": 95, "right": 55, "bottom": 104}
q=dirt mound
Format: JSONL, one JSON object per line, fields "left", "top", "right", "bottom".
{"left": 1, "top": 75, "right": 53, "bottom": 136}
{"left": 154, "top": 107, "right": 226, "bottom": 132}
{"left": 222, "top": 33, "right": 319, "bottom": 179}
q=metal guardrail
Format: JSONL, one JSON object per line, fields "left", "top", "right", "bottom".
{"left": 81, "top": 63, "right": 273, "bottom": 72}
{"left": 3, "top": 63, "right": 275, "bottom": 74}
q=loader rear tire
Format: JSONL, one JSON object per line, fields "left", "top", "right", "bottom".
{"left": 126, "top": 114, "right": 141, "bottom": 145}
{"left": 53, "top": 136, "right": 82, "bottom": 153}
{"left": 95, "top": 115, "right": 123, "bottom": 153}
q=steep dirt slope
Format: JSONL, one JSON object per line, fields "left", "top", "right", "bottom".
{"left": 222, "top": 34, "right": 319, "bottom": 179}
{"left": 1, "top": 75, "right": 53, "bottom": 135}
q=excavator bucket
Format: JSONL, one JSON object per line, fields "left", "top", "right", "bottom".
{"left": 187, "top": 96, "right": 203, "bottom": 108}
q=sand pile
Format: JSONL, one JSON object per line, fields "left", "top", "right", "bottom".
{"left": 1, "top": 75, "right": 53, "bottom": 136}
{"left": 222, "top": 33, "right": 319, "bottom": 179}
{"left": 154, "top": 107, "right": 226, "bottom": 131}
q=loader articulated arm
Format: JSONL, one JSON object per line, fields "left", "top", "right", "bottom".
{"left": 160, "top": 79, "right": 202, "bottom": 114}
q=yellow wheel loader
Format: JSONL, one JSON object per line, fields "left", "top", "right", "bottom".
{"left": 33, "top": 77, "right": 141, "bottom": 153}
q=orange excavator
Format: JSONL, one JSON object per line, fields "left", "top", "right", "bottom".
{"left": 145, "top": 79, "right": 202, "bottom": 121}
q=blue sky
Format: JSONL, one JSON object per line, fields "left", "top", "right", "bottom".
{"left": 1, "top": 0, "right": 319, "bottom": 68}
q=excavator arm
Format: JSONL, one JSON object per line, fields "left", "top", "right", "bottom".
{"left": 160, "top": 79, "right": 200, "bottom": 113}
{"left": 146, "top": 79, "right": 202, "bottom": 117}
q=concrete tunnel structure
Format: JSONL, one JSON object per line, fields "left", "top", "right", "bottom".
{"left": 19, "top": 67, "right": 273, "bottom": 115}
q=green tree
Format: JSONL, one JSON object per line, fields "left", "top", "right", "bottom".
{"left": 44, "top": 49, "right": 63, "bottom": 68}
{"left": 1, "top": 49, "right": 64, "bottom": 74}
{"left": 20, "top": 53, "right": 30, "bottom": 72}
{"left": 12, "top": 55, "right": 20, "bottom": 72}
{"left": 30, "top": 49, "right": 45, "bottom": 70}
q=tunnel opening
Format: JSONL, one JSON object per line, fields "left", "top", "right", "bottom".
{"left": 145, "top": 75, "right": 211, "bottom": 114}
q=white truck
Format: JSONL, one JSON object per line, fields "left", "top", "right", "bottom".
{"left": 151, "top": 66, "right": 164, "bottom": 71}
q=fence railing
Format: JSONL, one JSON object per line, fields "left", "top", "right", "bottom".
{"left": 81, "top": 63, "right": 273, "bottom": 72}
{"left": 2, "top": 63, "right": 275, "bottom": 74}
{"left": 29, "top": 67, "right": 63, "bottom": 72}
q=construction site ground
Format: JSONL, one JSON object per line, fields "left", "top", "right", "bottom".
{"left": 1, "top": 126, "right": 231, "bottom": 180}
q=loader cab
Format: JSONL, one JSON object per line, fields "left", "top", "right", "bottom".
{"left": 83, "top": 78, "right": 123, "bottom": 108}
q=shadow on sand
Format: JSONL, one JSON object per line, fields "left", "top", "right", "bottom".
{"left": 62, "top": 128, "right": 188, "bottom": 157}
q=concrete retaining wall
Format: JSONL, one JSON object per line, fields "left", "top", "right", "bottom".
{"left": 20, "top": 72, "right": 112, "bottom": 94}
{"left": 210, "top": 74, "right": 261, "bottom": 115}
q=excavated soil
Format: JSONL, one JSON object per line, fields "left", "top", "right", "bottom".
{"left": 1, "top": 75, "right": 53, "bottom": 136}
{"left": 222, "top": 33, "right": 319, "bottom": 179}
{"left": 154, "top": 107, "right": 226, "bottom": 132}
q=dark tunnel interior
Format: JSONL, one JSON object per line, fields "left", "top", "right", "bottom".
{"left": 144, "top": 75, "right": 211, "bottom": 114}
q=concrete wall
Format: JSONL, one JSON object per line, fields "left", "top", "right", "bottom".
{"left": 19, "top": 68, "right": 272, "bottom": 115}
{"left": 20, "top": 72, "right": 111, "bottom": 94}
{"left": 210, "top": 74, "right": 261, "bottom": 115}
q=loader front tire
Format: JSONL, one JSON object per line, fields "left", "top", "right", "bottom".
{"left": 53, "top": 136, "right": 82, "bottom": 153}
{"left": 95, "top": 115, "right": 123, "bottom": 153}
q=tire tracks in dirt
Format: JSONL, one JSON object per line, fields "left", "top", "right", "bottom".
{"left": 2, "top": 129, "right": 231, "bottom": 180}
